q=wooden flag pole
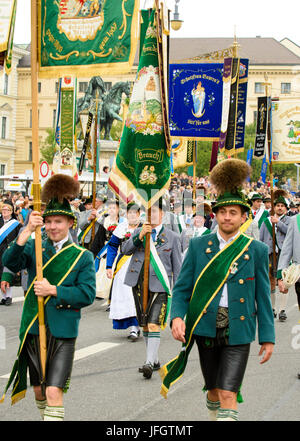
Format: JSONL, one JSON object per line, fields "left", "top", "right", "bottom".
{"left": 142, "top": 207, "right": 152, "bottom": 326}
{"left": 31, "top": 0, "right": 47, "bottom": 382}
{"left": 193, "top": 140, "right": 197, "bottom": 200}
{"left": 91, "top": 89, "right": 99, "bottom": 242}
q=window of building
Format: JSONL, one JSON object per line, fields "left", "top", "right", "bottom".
{"left": 55, "top": 82, "right": 59, "bottom": 93}
{"left": 255, "top": 82, "right": 265, "bottom": 94}
{"left": 79, "top": 82, "right": 88, "bottom": 93}
{"left": 4, "top": 74, "right": 8, "bottom": 95}
{"left": 1, "top": 117, "right": 7, "bottom": 139}
{"left": 38, "top": 82, "right": 41, "bottom": 93}
{"left": 29, "top": 142, "right": 32, "bottom": 162}
{"left": 0, "top": 164, "right": 5, "bottom": 176}
{"left": 281, "top": 83, "right": 291, "bottom": 94}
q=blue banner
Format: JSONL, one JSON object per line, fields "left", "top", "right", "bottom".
{"left": 246, "top": 147, "right": 253, "bottom": 182}
{"left": 260, "top": 155, "right": 268, "bottom": 183}
{"left": 235, "top": 59, "right": 249, "bottom": 152}
{"left": 169, "top": 63, "right": 223, "bottom": 140}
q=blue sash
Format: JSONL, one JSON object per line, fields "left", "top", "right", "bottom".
{"left": 0, "top": 219, "right": 19, "bottom": 246}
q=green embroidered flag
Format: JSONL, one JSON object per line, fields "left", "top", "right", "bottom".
{"left": 38, "top": 0, "right": 139, "bottom": 78}
{"left": 108, "top": 7, "right": 171, "bottom": 208}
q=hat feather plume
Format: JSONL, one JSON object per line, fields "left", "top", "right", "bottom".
{"left": 41, "top": 174, "right": 80, "bottom": 203}
{"left": 209, "top": 159, "right": 251, "bottom": 195}
{"left": 274, "top": 189, "right": 288, "bottom": 200}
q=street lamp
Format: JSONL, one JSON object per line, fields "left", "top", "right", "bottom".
{"left": 170, "top": 0, "right": 183, "bottom": 31}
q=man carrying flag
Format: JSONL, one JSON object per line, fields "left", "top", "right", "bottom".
{"left": 0, "top": 175, "right": 96, "bottom": 420}
{"left": 122, "top": 198, "right": 182, "bottom": 379}
{"left": 160, "top": 159, "right": 275, "bottom": 421}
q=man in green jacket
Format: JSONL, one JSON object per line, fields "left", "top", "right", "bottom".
{"left": 0, "top": 175, "right": 96, "bottom": 421}
{"left": 160, "top": 159, "right": 275, "bottom": 421}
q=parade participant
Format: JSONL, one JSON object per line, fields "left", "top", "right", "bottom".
{"left": 106, "top": 202, "right": 142, "bottom": 340}
{"left": 263, "top": 196, "right": 272, "bottom": 212}
{"left": 78, "top": 193, "right": 107, "bottom": 249}
{"left": 277, "top": 213, "right": 300, "bottom": 378}
{"left": 260, "top": 190, "right": 290, "bottom": 320}
{"left": 250, "top": 193, "right": 269, "bottom": 229}
{"left": 122, "top": 198, "right": 182, "bottom": 379}
{"left": 0, "top": 200, "right": 21, "bottom": 306}
{"left": 181, "top": 203, "right": 211, "bottom": 254}
{"left": 0, "top": 174, "right": 96, "bottom": 421}
{"left": 161, "top": 159, "right": 275, "bottom": 421}
{"left": 288, "top": 202, "right": 298, "bottom": 217}
{"left": 92, "top": 199, "right": 124, "bottom": 300}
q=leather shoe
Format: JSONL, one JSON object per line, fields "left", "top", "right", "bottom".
{"left": 142, "top": 363, "right": 153, "bottom": 379}
{"left": 138, "top": 362, "right": 160, "bottom": 373}
{"left": 5, "top": 298, "right": 12, "bottom": 306}
{"left": 0, "top": 298, "right": 6, "bottom": 305}
{"left": 279, "top": 310, "right": 287, "bottom": 322}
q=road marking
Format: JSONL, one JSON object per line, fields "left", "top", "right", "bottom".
{"left": 0, "top": 341, "right": 120, "bottom": 379}
{"left": 74, "top": 342, "right": 120, "bottom": 361}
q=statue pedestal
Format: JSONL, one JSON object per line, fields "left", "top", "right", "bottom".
{"left": 99, "top": 139, "right": 119, "bottom": 152}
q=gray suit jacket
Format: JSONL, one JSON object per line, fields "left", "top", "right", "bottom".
{"left": 277, "top": 214, "right": 300, "bottom": 275}
{"left": 78, "top": 209, "right": 105, "bottom": 244}
{"left": 259, "top": 215, "right": 291, "bottom": 254}
{"left": 122, "top": 226, "right": 182, "bottom": 292}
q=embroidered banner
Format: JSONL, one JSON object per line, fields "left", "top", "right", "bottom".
{"left": 169, "top": 63, "right": 223, "bottom": 140}
{"left": 235, "top": 59, "right": 249, "bottom": 152}
{"left": 108, "top": 6, "right": 170, "bottom": 209}
{"left": 38, "top": 0, "right": 139, "bottom": 78}
{"left": 52, "top": 77, "right": 78, "bottom": 177}
{"left": 254, "top": 96, "right": 268, "bottom": 159}
{"left": 271, "top": 101, "right": 300, "bottom": 163}
{"left": 218, "top": 58, "right": 233, "bottom": 150}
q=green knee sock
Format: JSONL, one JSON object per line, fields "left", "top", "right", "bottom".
{"left": 43, "top": 405, "right": 65, "bottom": 421}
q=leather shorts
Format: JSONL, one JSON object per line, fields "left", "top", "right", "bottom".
{"left": 25, "top": 330, "right": 76, "bottom": 389}
{"left": 132, "top": 284, "right": 168, "bottom": 326}
{"left": 194, "top": 331, "right": 250, "bottom": 393}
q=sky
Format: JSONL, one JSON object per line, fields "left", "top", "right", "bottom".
{"left": 14, "top": 0, "right": 300, "bottom": 47}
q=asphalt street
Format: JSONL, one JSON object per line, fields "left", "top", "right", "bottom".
{"left": 0, "top": 286, "right": 300, "bottom": 422}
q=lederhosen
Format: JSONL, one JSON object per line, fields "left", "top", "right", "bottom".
{"left": 132, "top": 268, "right": 168, "bottom": 327}
{"left": 25, "top": 329, "right": 76, "bottom": 390}
{"left": 194, "top": 307, "right": 250, "bottom": 393}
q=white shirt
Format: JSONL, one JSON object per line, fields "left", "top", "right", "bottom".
{"left": 217, "top": 229, "right": 241, "bottom": 307}
{"left": 53, "top": 235, "right": 69, "bottom": 253}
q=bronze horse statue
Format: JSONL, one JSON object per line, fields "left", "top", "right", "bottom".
{"left": 100, "top": 81, "right": 131, "bottom": 140}
{"left": 76, "top": 76, "right": 106, "bottom": 125}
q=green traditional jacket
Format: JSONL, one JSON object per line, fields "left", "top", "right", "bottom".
{"left": 170, "top": 232, "right": 275, "bottom": 346}
{"left": 2, "top": 237, "right": 96, "bottom": 338}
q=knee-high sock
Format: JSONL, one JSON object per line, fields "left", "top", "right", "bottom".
{"left": 146, "top": 332, "right": 160, "bottom": 365}
{"left": 43, "top": 405, "right": 65, "bottom": 421}
{"left": 35, "top": 399, "right": 47, "bottom": 420}
{"left": 206, "top": 395, "right": 220, "bottom": 421}
{"left": 278, "top": 291, "right": 289, "bottom": 311}
{"left": 143, "top": 331, "right": 149, "bottom": 347}
{"left": 216, "top": 408, "right": 238, "bottom": 421}
{"left": 271, "top": 291, "right": 276, "bottom": 310}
